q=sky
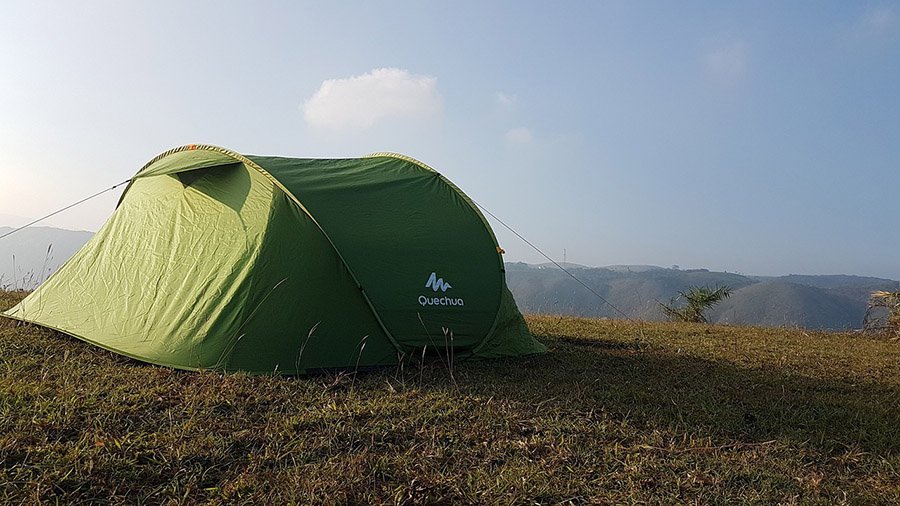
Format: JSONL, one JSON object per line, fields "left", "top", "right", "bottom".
{"left": 1, "top": 1, "right": 898, "bottom": 279}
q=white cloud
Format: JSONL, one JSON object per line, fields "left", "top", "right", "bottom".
{"left": 496, "top": 91, "right": 516, "bottom": 108}
{"left": 858, "top": 6, "right": 898, "bottom": 35}
{"left": 704, "top": 43, "right": 748, "bottom": 84}
{"left": 505, "top": 127, "right": 533, "bottom": 144}
{"left": 302, "top": 68, "right": 442, "bottom": 129}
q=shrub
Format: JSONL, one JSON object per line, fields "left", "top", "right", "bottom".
{"left": 660, "top": 285, "right": 732, "bottom": 323}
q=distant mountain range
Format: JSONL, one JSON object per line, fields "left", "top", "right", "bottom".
{"left": 506, "top": 262, "right": 899, "bottom": 331}
{"left": 0, "top": 226, "right": 94, "bottom": 289}
{"left": 1, "top": 224, "right": 896, "bottom": 330}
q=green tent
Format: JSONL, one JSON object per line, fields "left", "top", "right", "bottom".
{"left": 3, "top": 144, "right": 544, "bottom": 373}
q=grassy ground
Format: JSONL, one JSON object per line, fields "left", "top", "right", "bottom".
{"left": 1, "top": 291, "right": 899, "bottom": 504}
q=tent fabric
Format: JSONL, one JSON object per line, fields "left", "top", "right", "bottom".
{"left": 3, "top": 144, "right": 545, "bottom": 373}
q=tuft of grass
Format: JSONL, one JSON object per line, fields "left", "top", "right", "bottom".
{"left": 2, "top": 246, "right": 57, "bottom": 292}
{"left": 1, "top": 291, "right": 899, "bottom": 503}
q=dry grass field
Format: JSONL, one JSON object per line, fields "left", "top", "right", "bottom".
{"left": 2, "top": 290, "right": 899, "bottom": 504}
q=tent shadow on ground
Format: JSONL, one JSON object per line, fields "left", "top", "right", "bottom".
{"left": 439, "top": 335, "right": 900, "bottom": 456}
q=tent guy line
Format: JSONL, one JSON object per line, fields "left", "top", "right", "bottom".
{"left": 470, "top": 199, "right": 636, "bottom": 322}
{"left": 0, "top": 179, "right": 132, "bottom": 241}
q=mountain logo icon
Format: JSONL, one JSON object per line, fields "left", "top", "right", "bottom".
{"left": 425, "top": 272, "right": 452, "bottom": 292}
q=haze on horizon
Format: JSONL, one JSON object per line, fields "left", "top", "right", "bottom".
{"left": 1, "top": 2, "right": 898, "bottom": 279}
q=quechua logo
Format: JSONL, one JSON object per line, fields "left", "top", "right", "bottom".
{"left": 425, "top": 272, "right": 452, "bottom": 292}
{"left": 418, "top": 272, "right": 464, "bottom": 307}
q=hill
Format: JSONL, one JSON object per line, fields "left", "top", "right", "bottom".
{"left": 710, "top": 281, "right": 864, "bottom": 330}
{"left": 1, "top": 290, "right": 898, "bottom": 503}
{"left": 0, "top": 226, "right": 93, "bottom": 289}
{"left": 507, "top": 263, "right": 899, "bottom": 330}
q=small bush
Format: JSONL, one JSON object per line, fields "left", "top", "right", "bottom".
{"left": 660, "top": 285, "right": 731, "bottom": 323}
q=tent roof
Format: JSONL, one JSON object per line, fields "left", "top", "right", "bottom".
{"left": 127, "top": 144, "right": 498, "bottom": 250}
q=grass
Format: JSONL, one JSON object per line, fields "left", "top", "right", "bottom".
{"left": 2, "top": 291, "right": 899, "bottom": 504}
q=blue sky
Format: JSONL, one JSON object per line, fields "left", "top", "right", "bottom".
{"left": 1, "top": 1, "right": 898, "bottom": 278}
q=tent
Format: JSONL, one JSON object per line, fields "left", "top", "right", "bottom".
{"left": 2, "top": 144, "right": 545, "bottom": 373}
